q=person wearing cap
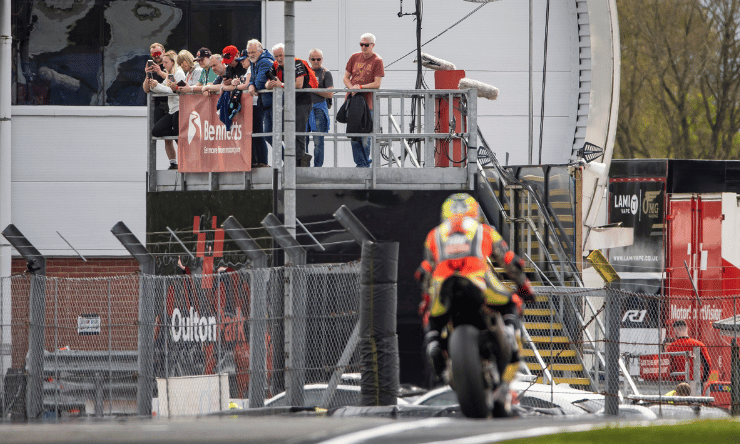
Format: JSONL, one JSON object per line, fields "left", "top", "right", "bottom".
{"left": 666, "top": 319, "right": 712, "bottom": 384}
{"left": 266, "top": 43, "right": 313, "bottom": 167}
{"left": 222, "top": 45, "right": 247, "bottom": 82}
{"left": 180, "top": 48, "right": 217, "bottom": 94}
{"left": 246, "top": 40, "right": 275, "bottom": 156}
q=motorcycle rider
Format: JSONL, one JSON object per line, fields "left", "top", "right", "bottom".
{"left": 415, "top": 193, "right": 536, "bottom": 386}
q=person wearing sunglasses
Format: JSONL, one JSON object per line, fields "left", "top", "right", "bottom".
{"left": 143, "top": 43, "right": 177, "bottom": 170}
{"left": 343, "top": 33, "right": 384, "bottom": 167}
{"left": 306, "top": 49, "right": 334, "bottom": 167}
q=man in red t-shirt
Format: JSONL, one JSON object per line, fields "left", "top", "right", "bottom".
{"left": 343, "top": 33, "right": 385, "bottom": 167}
{"left": 666, "top": 319, "right": 712, "bottom": 383}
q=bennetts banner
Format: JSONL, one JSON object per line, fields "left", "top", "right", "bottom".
{"left": 178, "top": 94, "right": 252, "bottom": 172}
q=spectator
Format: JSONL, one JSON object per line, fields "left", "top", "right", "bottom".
{"left": 147, "top": 50, "right": 185, "bottom": 170}
{"left": 180, "top": 48, "right": 216, "bottom": 94}
{"left": 143, "top": 42, "right": 176, "bottom": 169}
{"left": 343, "top": 33, "right": 384, "bottom": 167}
{"left": 235, "top": 50, "right": 269, "bottom": 167}
{"left": 306, "top": 48, "right": 333, "bottom": 167}
{"left": 247, "top": 40, "right": 275, "bottom": 158}
{"left": 201, "top": 55, "right": 227, "bottom": 95}
{"left": 266, "top": 43, "right": 313, "bottom": 167}
{"left": 222, "top": 45, "right": 248, "bottom": 80}
{"left": 177, "top": 50, "right": 203, "bottom": 89}
{"left": 666, "top": 319, "right": 712, "bottom": 384}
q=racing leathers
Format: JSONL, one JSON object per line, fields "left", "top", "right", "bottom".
{"left": 416, "top": 215, "right": 535, "bottom": 383}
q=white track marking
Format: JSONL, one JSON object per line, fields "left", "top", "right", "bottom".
{"left": 318, "top": 418, "right": 454, "bottom": 444}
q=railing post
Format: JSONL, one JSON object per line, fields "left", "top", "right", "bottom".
{"left": 221, "top": 216, "right": 269, "bottom": 407}
{"left": 424, "top": 91, "right": 435, "bottom": 167}
{"left": 371, "top": 90, "right": 379, "bottom": 186}
{"left": 692, "top": 346, "right": 701, "bottom": 397}
{"left": 261, "top": 214, "right": 306, "bottom": 407}
{"left": 147, "top": 94, "right": 156, "bottom": 192}
{"left": 110, "top": 221, "right": 155, "bottom": 417}
{"left": 466, "top": 88, "right": 478, "bottom": 189}
{"left": 1, "top": 224, "right": 45, "bottom": 420}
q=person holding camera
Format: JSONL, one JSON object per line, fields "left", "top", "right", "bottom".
{"left": 177, "top": 50, "right": 202, "bottom": 90}
{"left": 146, "top": 50, "right": 185, "bottom": 170}
{"left": 143, "top": 43, "right": 178, "bottom": 169}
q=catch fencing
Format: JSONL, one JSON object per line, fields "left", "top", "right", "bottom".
{"left": 1, "top": 262, "right": 361, "bottom": 419}
{"left": 524, "top": 287, "right": 739, "bottom": 413}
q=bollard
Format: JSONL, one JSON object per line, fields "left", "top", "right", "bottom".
{"left": 359, "top": 240, "right": 399, "bottom": 406}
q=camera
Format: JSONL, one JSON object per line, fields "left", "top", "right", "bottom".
{"left": 266, "top": 70, "right": 276, "bottom": 81}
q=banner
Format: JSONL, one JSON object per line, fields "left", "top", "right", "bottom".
{"left": 178, "top": 93, "right": 252, "bottom": 172}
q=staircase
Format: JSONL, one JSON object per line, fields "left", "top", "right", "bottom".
{"left": 476, "top": 132, "right": 592, "bottom": 389}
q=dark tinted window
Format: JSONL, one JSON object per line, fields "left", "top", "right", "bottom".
{"left": 11, "top": 0, "right": 261, "bottom": 106}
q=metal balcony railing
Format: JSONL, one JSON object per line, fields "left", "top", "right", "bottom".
{"left": 146, "top": 88, "right": 479, "bottom": 192}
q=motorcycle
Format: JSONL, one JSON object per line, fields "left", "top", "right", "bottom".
{"left": 437, "top": 275, "right": 514, "bottom": 418}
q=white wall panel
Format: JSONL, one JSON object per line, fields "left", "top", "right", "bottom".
{"left": 12, "top": 106, "right": 146, "bottom": 182}
{"left": 10, "top": 182, "right": 145, "bottom": 257}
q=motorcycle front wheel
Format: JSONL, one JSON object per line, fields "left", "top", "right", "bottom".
{"left": 449, "top": 324, "right": 492, "bottom": 418}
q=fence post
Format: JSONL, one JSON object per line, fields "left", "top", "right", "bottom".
{"left": 221, "top": 216, "right": 269, "bottom": 407}
{"left": 314, "top": 207, "right": 378, "bottom": 408}
{"left": 359, "top": 240, "right": 399, "bottom": 406}
{"left": 110, "top": 221, "right": 155, "bottom": 417}
{"left": 732, "top": 337, "right": 739, "bottom": 416}
{"left": 1, "top": 224, "right": 45, "bottom": 420}
{"left": 605, "top": 286, "right": 620, "bottom": 416}
{"left": 262, "top": 214, "right": 306, "bottom": 407}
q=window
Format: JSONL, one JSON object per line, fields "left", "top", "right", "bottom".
{"left": 11, "top": 0, "right": 261, "bottom": 106}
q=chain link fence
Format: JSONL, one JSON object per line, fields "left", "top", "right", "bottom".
{"left": 523, "top": 287, "right": 739, "bottom": 413}
{"left": 4, "top": 271, "right": 737, "bottom": 418}
{"left": 1, "top": 261, "right": 362, "bottom": 419}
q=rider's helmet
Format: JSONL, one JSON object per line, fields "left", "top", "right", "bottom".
{"left": 440, "top": 193, "right": 481, "bottom": 223}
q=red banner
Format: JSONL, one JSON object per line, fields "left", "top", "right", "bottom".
{"left": 178, "top": 93, "right": 252, "bottom": 172}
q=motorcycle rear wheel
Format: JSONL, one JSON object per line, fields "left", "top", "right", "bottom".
{"left": 449, "top": 324, "right": 492, "bottom": 418}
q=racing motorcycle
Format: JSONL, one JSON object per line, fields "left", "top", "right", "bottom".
{"left": 437, "top": 275, "right": 514, "bottom": 418}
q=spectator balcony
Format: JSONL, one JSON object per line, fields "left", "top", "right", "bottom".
{"left": 147, "top": 88, "right": 479, "bottom": 192}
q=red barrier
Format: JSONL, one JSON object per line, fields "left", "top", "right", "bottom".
{"left": 178, "top": 94, "right": 252, "bottom": 172}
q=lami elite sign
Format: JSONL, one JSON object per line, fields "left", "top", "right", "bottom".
{"left": 178, "top": 94, "right": 252, "bottom": 172}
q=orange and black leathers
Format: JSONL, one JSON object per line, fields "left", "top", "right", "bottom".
{"left": 418, "top": 216, "right": 533, "bottom": 332}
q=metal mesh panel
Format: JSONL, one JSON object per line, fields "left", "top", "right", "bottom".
{"left": 295, "top": 263, "right": 361, "bottom": 408}
{"left": 2, "top": 275, "right": 32, "bottom": 419}
{"left": 521, "top": 287, "right": 739, "bottom": 413}
{"left": 2, "top": 261, "right": 362, "bottom": 419}
{"left": 147, "top": 263, "right": 360, "bottom": 416}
